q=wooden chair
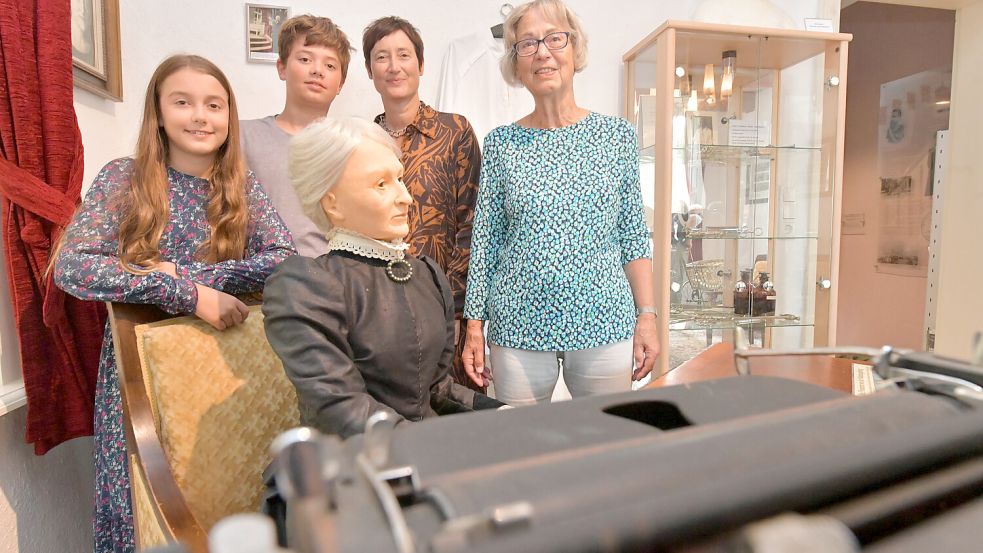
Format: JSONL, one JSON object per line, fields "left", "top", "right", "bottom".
{"left": 109, "top": 302, "right": 299, "bottom": 552}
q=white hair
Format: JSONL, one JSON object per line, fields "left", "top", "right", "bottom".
{"left": 289, "top": 117, "right": 400, "bottom": 232}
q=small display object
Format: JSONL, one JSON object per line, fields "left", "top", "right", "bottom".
{"left": 624, "top": 21, "right": 851, "bottom": 373}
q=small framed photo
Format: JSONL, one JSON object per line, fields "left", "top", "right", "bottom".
{"left": 245, "top": 4, "right": 290, "bottom": 63}
{"left": 687, "top": 114, "right": 715, "bottom": 146}
{"left": 71, "top": 0, "right": 123, "bottom": 101}
{"left": 744, "top": 157, "right": 772, "bottom": 205}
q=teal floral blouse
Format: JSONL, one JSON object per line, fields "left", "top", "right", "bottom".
{"left": 463, "top": 112, "right": 651, "bottom": 351}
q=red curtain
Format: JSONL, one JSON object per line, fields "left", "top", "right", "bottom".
{"left": 0, "top": 0, "right": 106, "bottom": 454}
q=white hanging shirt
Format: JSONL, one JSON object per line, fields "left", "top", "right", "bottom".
{"left": 435, "top": 31, "right": 536, "bottom": 143}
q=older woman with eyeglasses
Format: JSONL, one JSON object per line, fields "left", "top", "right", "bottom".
{"left": 462, "top": 0, "right": 660, "bottom": 405}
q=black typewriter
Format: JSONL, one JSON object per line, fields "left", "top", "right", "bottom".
{"left": 259, "top": 341, "right": 983, "bottom": 553}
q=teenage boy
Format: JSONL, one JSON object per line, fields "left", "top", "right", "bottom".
{"left": 241, "top": 15, "right": 352, "bottom": 256}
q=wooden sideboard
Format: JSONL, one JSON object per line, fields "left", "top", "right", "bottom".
{"left": 649, "top": 342, "right": 857, "bottom": 393}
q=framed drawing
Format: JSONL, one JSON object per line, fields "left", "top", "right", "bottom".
{"left": 687, "top": 114, "right": 715, "bottom": 147}
{"left": 246, "top": 4, "right": 290, "bottom": 63}
{"left": 743, "top": 156, "right": 772, "bottom": 205}
{"left": 71, "top": 0, "right": 123, "bottom": 101}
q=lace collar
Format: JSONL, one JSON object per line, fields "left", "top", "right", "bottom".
{"left": 325, "top": 228, "right": 410, "bottom": 262}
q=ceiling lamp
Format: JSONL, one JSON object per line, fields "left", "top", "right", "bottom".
{"left": 720, "top": 50, "right": 736, "bottom": 98}
{"left": 703, "top": 64, "right": 716, "bottom": 105}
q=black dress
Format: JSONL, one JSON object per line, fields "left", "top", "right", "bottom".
{"left": 263, "top": 250, "right": 502, "bottom": 439}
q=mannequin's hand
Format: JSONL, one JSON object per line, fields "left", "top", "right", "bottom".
{"left": 193, "top": 284, "right": 249, "bottom": 330}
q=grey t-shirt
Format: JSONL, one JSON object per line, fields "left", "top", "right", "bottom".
{"left": 240, "top": 116, "right": 329, "bottom": 257}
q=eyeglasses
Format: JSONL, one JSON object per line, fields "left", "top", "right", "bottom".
{"left": 513, "top": 31, "right": 571, "bottom": 57}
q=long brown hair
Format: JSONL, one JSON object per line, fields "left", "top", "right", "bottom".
{"left": 119, "top": 54, "right": 248, "bottom": 272}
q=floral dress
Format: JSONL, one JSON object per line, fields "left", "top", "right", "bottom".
{"left": 53, "top": 158, "right": 295, "bottom": 553}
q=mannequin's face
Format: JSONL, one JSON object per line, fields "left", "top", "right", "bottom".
{"left": 320, "top": 138, "right": 411, "bottom": 241}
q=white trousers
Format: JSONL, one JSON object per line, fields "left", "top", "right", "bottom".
{"left": 489, "top": 339, "right": 634, "bottom": 406}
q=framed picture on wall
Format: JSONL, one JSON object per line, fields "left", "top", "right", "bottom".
{"left": 245, "top": 4, "right": 290, "bottom": 63}
{"left": 687, "top": 114, "right": 715, "bottom": 146}
{"left": 71, "top": 0, "right": 123, "bottom": 101}
{"left": 743, "top": 157, "right": 772, "bottom": 205}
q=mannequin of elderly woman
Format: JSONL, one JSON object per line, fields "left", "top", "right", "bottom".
{"left": 319, "top": 137, "right": 412, "bottom": 242}
{"left": 262, "top": 120, "right": 503, "bottom": 440}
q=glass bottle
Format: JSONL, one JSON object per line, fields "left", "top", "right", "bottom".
{"left": 751, "top": 271, "right": 776, "bottom": 316}
{"left": 733, "top": 268, "right": 752, "bottom": 315}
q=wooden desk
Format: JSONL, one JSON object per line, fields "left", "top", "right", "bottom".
{"left": 648, "top": 343, "right": 856, "bottom": 393}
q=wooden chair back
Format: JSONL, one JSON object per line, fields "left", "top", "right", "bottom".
{"left": 109, "top": 302, "right": 299, "bottom": 552}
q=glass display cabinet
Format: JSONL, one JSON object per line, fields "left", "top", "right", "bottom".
{"left": 623, "top": 21, "right": 851, "bottom": 374}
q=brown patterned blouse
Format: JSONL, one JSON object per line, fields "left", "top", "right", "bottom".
{"left": 374, "top": 102, "right": 481, "bottom": 317}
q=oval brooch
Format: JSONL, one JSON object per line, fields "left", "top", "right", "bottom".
{"left": 385, "top": 259, "right": 413, "bottom": 283}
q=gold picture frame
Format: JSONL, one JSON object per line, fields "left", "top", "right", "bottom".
{"left": 71, "top": 0, "right": 123, "bottom": 101}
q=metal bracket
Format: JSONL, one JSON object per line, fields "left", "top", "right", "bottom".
{"left": 430, "top": 501, "right": 534, "bottom": 553}
{"left": 732, "top": 341, "right": 983, "bottom": 403}
{"left": 357, "top": 412, "right": 419, "bottom": 553}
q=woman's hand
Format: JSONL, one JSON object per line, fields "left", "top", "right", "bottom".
{"left": 632, "top": 313, "right": 660, "bottom": 381}
{"left": 462, "top": 319, "right": 491, "bottom": 387}
{"left": 193, "top": 283, "right": 249, "bottom": 331}
{"left": 154, "top": 261, "right": 178, "bottom": 278}
{"left": 623, "top": 258, "right": 659, "bottom": 380}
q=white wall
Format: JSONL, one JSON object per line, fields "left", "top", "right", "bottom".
{"left": 3, "top": 2, "right": 837, "bottom": 551}
{"left": 934, "top": 0, "right": 983, "bottom": 360}
{"left": 0, "top": 408, "right": 93, "bottom": 553}
{"left": 74, "top": 0, "right": 837, "bottom": 187}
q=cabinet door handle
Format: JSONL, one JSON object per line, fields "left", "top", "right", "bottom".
{"left": 817, "top": 278, "right": 832, "bottom": 290}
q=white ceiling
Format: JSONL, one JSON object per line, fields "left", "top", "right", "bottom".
{"left": 842, "top": 0, "right": 979, "bottom": 9}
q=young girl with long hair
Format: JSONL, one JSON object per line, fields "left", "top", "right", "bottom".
{"left": 53, "top": 54, "right": 295, "bottom": 553}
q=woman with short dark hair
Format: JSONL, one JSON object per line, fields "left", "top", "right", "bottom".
{"left": 362, "top": 16, "right": 483, "bottom": 391}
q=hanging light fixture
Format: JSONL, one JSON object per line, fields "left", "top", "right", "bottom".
{"left": 720, "top": 50, "right": 736, "bottom": 98}
{"left": 685, "top": 76, "right": 697, "bottom": 112}
{"left": 703, "top": 64, "right": 715, "bottom": 94}
{"left": 934, "top": 71, "right": 951, "bottom": 106}
{"left": 703, "top": 63, "right": 716, "bottom": 105}
{"left": 688, "top": 90, "right": 699, "bottom": 111}
{"left": 673, "top": 68, "right": 688, "bottom": 100}
{"left": 674, "top": 67, "right": 688, "bottom": 99}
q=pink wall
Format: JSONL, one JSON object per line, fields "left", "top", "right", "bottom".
{"left": 837, "top": 2, "right": 954, "bottom": 350}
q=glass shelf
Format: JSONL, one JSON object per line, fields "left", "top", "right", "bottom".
{"left": 640, "top": 144, "right": 820, "bottom": 162}
{"left": 667, "top": 306, "right": 813, "bottom": 331}
{"left": 672, "top": 144, "right": 822, "bottom": 152}
{"left": 675, "top": 230, "right": 819, "bottom": 240}
{"left": 674, "top": 145, "right": 821, "bottom": 165}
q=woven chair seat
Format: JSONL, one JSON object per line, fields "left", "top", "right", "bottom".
{"left": 112, "top": 303, "right": 299, "bottom": 552}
